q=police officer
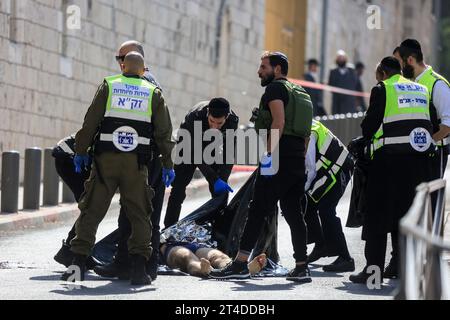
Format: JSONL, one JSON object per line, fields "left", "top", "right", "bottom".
{"left": 350, "top": 57, "right": 437, "bottom": 284}
{"left": 61, "top": 52, "right": 175, "bottom": 286}
{"left": 210, "top": 51, "right": 313, "bottom": 282}
{"left": 399, "top": 39, "right": 450, "bottom": 178}
{"left": 164, "top": 98, "right": 239, "bottom": 228}
{"left": 304, "top": 120, "right": 355, "bottom": 272}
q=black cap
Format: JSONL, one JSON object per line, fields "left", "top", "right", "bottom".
{"left": 208, "top": 98, "right": 230, "bottom": 118}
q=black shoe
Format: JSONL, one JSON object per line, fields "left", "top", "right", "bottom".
{"left": 307, "top": 245, "right": 327, "bottom": 263}
{"left": 61, "top": 254, "right": 87, "bottom": 282}
{"left": 323, "top": 256, "right": 355, "bottom": 273}
{"left": 130, "top": 255, "right": 151, "bottom": 286}
{"left": 94, "top": 259, "right": 130, "bottom": 280}
{"left": 349, "top": 270, "right": 371, "bottom": 284}
{"left": 54, "top": 240, "right": 74, "bottom": 268}
{"left": 86, "top": 256, "right": 104, "bottom": 271}
{"left": 286, "top": 265, "right": 312, "bottom": 283}
{"left": 146, "top": 253, "right": 159, "bottom": 281}
{"left": 383, "top": 260, "right": 398, "bottom": 279}
{"left": 209, "top": 261, "right": 250, "bottom": 280}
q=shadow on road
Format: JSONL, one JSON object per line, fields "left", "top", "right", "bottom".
{"left": 50, "top": 282, "right": 156, "bottom": 297}
{"left": 226, "top": 279, "right": 300, "bottom": 292}
{"left": 335, "top": 280, "right": 398, "bottom": 298}
{"left": 30, "top": 273, "right": 155, "bottom": 297}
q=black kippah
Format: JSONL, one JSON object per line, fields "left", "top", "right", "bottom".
{"left": 380, "top": 56, "right": 401, "bottom": 71}
{"left": 208, "top": 98, "right": 230, "bottom": 118}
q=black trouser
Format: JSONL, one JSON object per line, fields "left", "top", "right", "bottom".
{"left": 305, "top": 159, "right": 353, "bottom": 259}
{"left": 164, "top": 163, "right": 231, "bottom": 228}
{"left": 56, "top": 155, "right": 164, "bottom": 264}
{"left": 239, "top": 156, "right": 307, "bottom": 263}
{"left": 54, "top": 156, "right": 90, "bottom": 242}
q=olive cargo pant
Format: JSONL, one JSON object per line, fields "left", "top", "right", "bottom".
{"left": 70, "top": 152, "right": 154, "bottom": 260}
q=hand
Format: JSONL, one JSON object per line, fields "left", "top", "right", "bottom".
{"left": 162, "top": 168, "right": 176, "bottom": 188}
{"left": 73, "top": 154, "right": 91, "bottom": 173}
{"left": 214, "top": 179, "right": 234, "bottom": 194}
{"left": 260, "top": 153, "right": 276, "bottom": 177}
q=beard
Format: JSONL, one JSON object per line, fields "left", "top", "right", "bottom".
{"left": 402, "top": 64, "right": 415, "bottom": 79}
{"left": 336, "top": 61, "right": 346, "bottom": 68}
{"left": 260, "top": 72, "right": 275, "bottom": 87}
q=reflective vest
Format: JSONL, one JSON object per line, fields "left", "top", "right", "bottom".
{"left": 371, "top": 74, "right": 433, "bottom": 157}
{"left": 95, "top": 74, "right": 155, "bottom": 155}
{"left": 308, "top": 120, "right": 350, "bottom": 203}
{"left": 417, "top": 67, "right": 450, "bottom": 148}
{"left": 255, "top": 80, "right": 313, "bottom": 138}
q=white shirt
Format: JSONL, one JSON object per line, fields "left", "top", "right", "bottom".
{"left": 416, "top": 66, "right": 450, "bottom": 127}
{"left": 305, "top": 133, "right": 318, "bottom": 191}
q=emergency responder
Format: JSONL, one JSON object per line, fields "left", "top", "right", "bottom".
{"left": 210, "top": 51, "right": 313, "bottom": 282}
{"left": 52, "top": 134, "right": 165, "bottom": 281}
{"left": 399, "top": 39, "right": 450, "bottom": 178}
{"left": 54, "top": 40, "right": 165, "bottom": 281}
{"left": 304, "top": 120, "right": 355, "bottom": 272}
{"left": 163, "top": 98, "right": 239, "bottom": 228}
{"left": 61, "top": 52, "right": 175, "bottom": 286}
{"left": 350, "top": 57, "right": 437, "bottom": 284}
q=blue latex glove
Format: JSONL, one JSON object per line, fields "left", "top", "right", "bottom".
{"left": 214, "top": 179, "right": 234, "bottom": 194}
{"left": 260, "top": 153, "right": 276, "bottom": 177}
{"left": 162, "top": 168, "right": 176, "bottom": 188}
{"left": 73, "top": 155, "right": 91, "bottom": 173}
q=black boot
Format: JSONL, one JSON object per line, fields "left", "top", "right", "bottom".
{"left": 54, "top": 240, "right": 74, "bottom": 268}
{"left": 146, "top": 253, "right": 159, "bottom": 281}
{"left": 60, "top": 254, "right": 87, "bottom": 282}
{"left": 130, "top": 255, "right": 151, "bottom": 286}
{"left": 94, "top": 258, "right": 130, "bottom": 280}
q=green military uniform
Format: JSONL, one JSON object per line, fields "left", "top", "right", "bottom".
{"left": 71, "top": 74, "right": 174, "bottom": 260}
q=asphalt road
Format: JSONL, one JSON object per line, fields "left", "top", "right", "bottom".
{"left": 0, "top": 183, "right": 398, "bottom": 300}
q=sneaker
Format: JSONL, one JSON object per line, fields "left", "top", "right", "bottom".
{"left": 323, "top": 256, "right": 355, "bottom": 273}
{"left": 209, "top": 261, "right": 250, "bottom": 280}
{"left": 286, "top": 265, "right": 312, "bottom": 283}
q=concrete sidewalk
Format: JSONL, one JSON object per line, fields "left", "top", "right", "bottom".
{"left": 0, "top": 172, "right": 252, "bottom": 232}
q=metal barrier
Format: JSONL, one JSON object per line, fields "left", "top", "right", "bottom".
{"left": 397, "top": 179, "right": 450, "bottom": 300}
{"left": 317, "top": 112, "right": 365, "bottom": 146}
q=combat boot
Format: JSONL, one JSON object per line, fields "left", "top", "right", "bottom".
{"left": 94, "top": 258, "right": 130, "bottom": 280}
{"left": 54, "top": 239, "right": 74, "bottom": 267}
{"left": 130, "top": 254, "right": 151, "bottom": 286}
{"left": 60, "top": 254, "right": 87, "bottom": 282}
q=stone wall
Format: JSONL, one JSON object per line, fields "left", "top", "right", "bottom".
{"left": 0, "top": 0, "right": 266, "bottom": 180}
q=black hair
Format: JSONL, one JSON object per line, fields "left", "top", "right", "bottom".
{"left": 307, "top": 58, "right": 320, "bottom": 66}
{"left": 399, "top": 39, "right": 424, "bottom": 63}
{"left": 393, "top": 46, "right": 400, "bottom": 55}
{"left": 208, "top": 97, "right": 230, "bottom": 118}
{"left": 355, "top": 62, "right": 365, "bottom": 70}
{"left": 377, "top": 56, "right": 402, "bottom": 78}
{"left": 262, "top": 51, "right": 289, "bottom": 76}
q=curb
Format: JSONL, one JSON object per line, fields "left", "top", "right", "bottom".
{"left": 0, "top": 171, "right": 253, "bottom": 232}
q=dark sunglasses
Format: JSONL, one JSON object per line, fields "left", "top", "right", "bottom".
{"left": 115, "top": 55, "right": 126, "bottom": 62}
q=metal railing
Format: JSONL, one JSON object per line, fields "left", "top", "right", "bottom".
{"left": 397, "top": 179, "right": 450, "bottom": 300}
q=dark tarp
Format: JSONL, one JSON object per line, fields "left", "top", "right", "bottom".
{"left": 92, "top": 170, "right": 284, "bottom": 275}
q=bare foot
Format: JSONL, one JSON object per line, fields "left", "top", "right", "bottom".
{"left": 248, "top": 253, "right": 267, "bottom": 275}
{"left": 200, "top": 258, "right": 212, "bottom": 276}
